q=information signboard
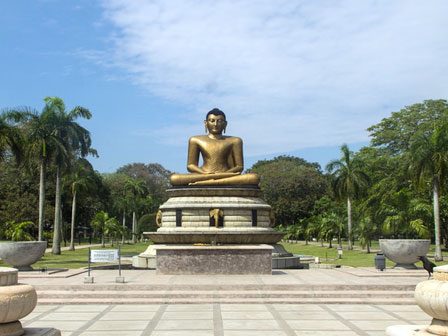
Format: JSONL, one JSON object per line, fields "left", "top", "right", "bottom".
{"left": 91, "top": 249, "right": 118, "bottom": 263}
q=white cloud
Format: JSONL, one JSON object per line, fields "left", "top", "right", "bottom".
{"left": 99, "top": 0, "right": 448, "bottom": 156}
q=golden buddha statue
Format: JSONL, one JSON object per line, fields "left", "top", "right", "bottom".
{"left": 170, "top": 108, "right": 260, "bottom": 186}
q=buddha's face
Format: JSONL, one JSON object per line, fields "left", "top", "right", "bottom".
{"left": 205, "top": 114, "right": 227, "bottom": 135}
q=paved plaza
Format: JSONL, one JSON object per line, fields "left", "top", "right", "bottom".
{"left": 23, "top": 303, "right": 430, "bottom": 336}
{"left": 15, "top": 267, "right": 433, "bottom": 335}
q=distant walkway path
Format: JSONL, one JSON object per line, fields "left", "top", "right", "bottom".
{"left": 282, "top": 240, "right": 381, "bottom": 253}
{"left": 45, "top": 243, "right": 102, "bottom": 253}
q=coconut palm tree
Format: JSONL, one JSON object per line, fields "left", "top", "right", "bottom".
{"left": 67, "top": 158, "right": 95, "bottom": 250}
{"left": 0, "top": 110, "right": 24, "bottom": 164}
{"left": 409, "top": 122, "right": 448, "bottom": 261}
{"left": 6, "top": 104, "right": 66, "bottom": 241}
{"left": 90, "top": 211, "right": 119, "bottom": 248}
{"left": 44, "top": 97, "right": 95, "bottom": 254}
{"left": 326, "top": 144, "right": 369, "bottom": 250}
{"left": 124, "top": 177, "right": 147, "bottom": 243}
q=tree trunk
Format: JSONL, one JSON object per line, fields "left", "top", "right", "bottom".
{"left": 122, "top": 209, "right": 126, "bottom": 244}
{"left": 367, "top": 239, "right": 371, "bottom": 253}
{"left": 132, "top": 212, "right": 137, "bottom": 243}
{"left": 38, "top": 159, "right": 46, "bottom": 241}
{"left": 52, "top": 166, "right": 62, "bottom": 254}
{"left": 434, "top": 177, "right": 443, "bottom": 261}
{"left": 101, "top": 234, "right": 105, "bottom": 248}
{"left": 69, "top": 190, "right": 77, "bottom": 251}
{"left": 347, "top": 197, "right": 353, "bottom": 250}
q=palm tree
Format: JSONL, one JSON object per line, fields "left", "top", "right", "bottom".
{"left": 7, "top": 104, "right": 66, "bottom": 241}
{"left": 381, "top": 189, "right": 431, "bottom": 239}
{"left": 326, "top": 144, "right": 369, "bottom": 250}
{"left": 124, "top": 177, "right": 147, "bottom": 243}
{"left": 90, "top": 211, "right": 119, "bottom": 248}
{"left": 45, "top": 97, "right": 95, "bottom": 254}
{"left": 0, "top": 110, "right": 24, "bottom": 164}
{"left": 410, "top": 122, "right": 448, "bottom": 261}
{"left": 355, "top": 216, "right": 377, "bottom": 253}
{"left": 67, "top": 159, "right": 95, "bottom": 250}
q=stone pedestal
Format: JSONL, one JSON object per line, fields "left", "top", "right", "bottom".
{"left": 155, "top": 245, "right": 273, "bottom": 275}
{"left": 133, "top": 186, "right": 296, "bottom": 272}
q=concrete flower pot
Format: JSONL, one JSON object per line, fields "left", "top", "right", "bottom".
{"left": 0, "top": 241, "right": 47, "bottom": 271}
{"left": 379, "top": 239, "right": 430, "bottom": 269}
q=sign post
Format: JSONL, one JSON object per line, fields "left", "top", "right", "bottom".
{"left": 84, "top": 247, "right": 94, "bottom": 283}
{"left": 84, "top": 248, "right": 125, "bottom": 283}
{"left": 116, "top": 245, "right": 125, "bottom": 283}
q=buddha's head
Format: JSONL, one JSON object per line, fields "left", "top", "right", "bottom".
{"left": 205, "top": 108, "right": 227, "bottom": 135}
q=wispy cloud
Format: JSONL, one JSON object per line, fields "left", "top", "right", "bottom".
{"left": 99, "top": 0, "right": 448, "bottom": 156}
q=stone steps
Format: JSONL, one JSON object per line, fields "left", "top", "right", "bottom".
{"left": 36, "top": 296, "right": 417, "bottom": 305}
{"left": 35, "top": 283, "right": 416, "bottom": 304}
{"left": 37, "top": 289, "right": 414, "bottom": 298}
{"left": 34, "top": 284, "right": 416, "bottom": 291}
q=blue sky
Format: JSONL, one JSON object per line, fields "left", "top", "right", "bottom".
{"left": 1, "top": 1, "right": 447, "bottom": 174}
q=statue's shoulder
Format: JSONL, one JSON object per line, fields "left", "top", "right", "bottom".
{"left": 189, "top": 135, "right": 208, "bottom": 143}
{"left": 224, "top": 135, "right": 242, "bottom": 144}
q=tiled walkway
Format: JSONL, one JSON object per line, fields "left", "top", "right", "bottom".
{"left": 23, "top": 303, "right": 430, "bottom": 336}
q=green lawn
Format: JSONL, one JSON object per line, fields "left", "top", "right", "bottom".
{"left": 1, "top": 240, "right": 446, "bottom": 269}
{"left": 0, "top": 242, "right": 150, "bottom": 269}
{"left": 280, "top": 241, "right": 448, "bottom": 268}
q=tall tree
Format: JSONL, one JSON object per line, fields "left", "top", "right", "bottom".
{"left": 367, "top": 99, "right": 448, "bottom": 155}
{"left": 44, "top": 97, "right": 95, "bottom": 254}
{"left": 66, "top": 158, "right": 95, "bottom": 250}
{"left": 0, "top": 110, "right": 24, "bottom": 164}
{"left": 9, "top": 103, "right": 66, "bottom": 241}
{"left": 90, "top": 211, "right": 119, "bottom": 248}
{"left": 326, "top": 144, "right": 369, "bottom": 250}
{"left": 248, "top": 156, "right": 327, "bottom": 226}
{"left": 124, "top": 177, "right": 147, "bottom": 243}
{"left": 409, "top": 122, "right": 448, "bottom": 261}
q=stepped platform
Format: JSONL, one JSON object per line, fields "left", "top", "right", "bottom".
{"left": 18, "top": 267, "right": 429, "bottom": 305}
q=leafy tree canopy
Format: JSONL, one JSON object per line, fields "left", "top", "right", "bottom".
{"left": 367, "top": 99, "right": 448, "bottom": 155}
{"left": 249, "top": 156, "right": 328, "bottom": 226}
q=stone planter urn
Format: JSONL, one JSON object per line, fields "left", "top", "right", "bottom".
{"left": 379, "top": 239, "right": 430, "bottom": 269}
{"left": 414, "top": 265, "right": 448, "bottom": 335}
{"left": 0, "top": 241, "right": 47, "bottom": 271}
{"left": 0, "top": 267, "right": 37, "bottom": 336}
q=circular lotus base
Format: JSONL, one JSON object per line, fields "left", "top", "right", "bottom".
{"left": 147, "top": 231, "right": 285, "bottom": 244}
{"left": 0, "top": 321, "right": 23, "bottom": 336}
{"left": 0, "top": 284, "right": 37, "bottom": 323}
{"left": 427, "top": 319, "right": 448, "bottom": 336}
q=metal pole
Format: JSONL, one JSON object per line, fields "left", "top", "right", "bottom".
{"left": 118, "top": 245, "right": 121, "bottom": 277}
{"left": 88, "top": 247, "right": 91, "bottom": 277}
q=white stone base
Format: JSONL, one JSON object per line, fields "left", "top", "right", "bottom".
{"left": 386, "top": 325, "right": 432, "bottom": 335}
{"left": 132, "top": 245, "right": 158, "bottom": 269}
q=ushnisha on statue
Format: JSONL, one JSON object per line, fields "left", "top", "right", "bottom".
{"left": 170, "top": 108, "right": 260, "bottom": 186}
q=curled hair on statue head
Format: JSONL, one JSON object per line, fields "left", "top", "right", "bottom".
{"left": 206, "top": 108, "right": 226, "bottom": 120}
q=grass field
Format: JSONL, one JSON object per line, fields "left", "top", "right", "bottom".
{"left": 0, "top": 242, "right": 149, "bottom": 269}
{"left": 280, "top": 241, "right": 448, "bottom": 268}
{"left": 0, "top": 240, "right": 446, "bottom": 269}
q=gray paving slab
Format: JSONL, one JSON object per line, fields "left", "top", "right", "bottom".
{"left": 21, "top": 303, "right": 431, "bottom": 335}
{"left": 18, "top": 268, "right": 434, "bottom": 335}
